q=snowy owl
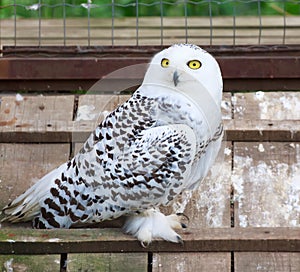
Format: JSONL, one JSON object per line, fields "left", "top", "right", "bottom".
{"left": 1, "top": 44, "right": 223, "bottom": 247}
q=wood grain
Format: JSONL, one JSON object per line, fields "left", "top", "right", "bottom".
{"left": 152, "top": 253, "right": 230, "bottom": 272}
{"left": 235, "top": 252, "right": 300, "bottom": 272}
{"left": 232, "top": 91, "right": 300, "bottom": 271}
{"left": 0, "top": 143, "right": 70, "bottom": 209}
{"left": 233, "top": 92, "right": 300, "bottom": 120}
{"left": 0, "top": 227, "right": 300, "bottom": 254}
{"left": 1, "top": 88, "right": 300, "bottom": 271}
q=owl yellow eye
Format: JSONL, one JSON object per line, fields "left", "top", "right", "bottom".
{"left": 161, "top": 58, "right": 170, "bottom": 68}
{"left": 187, "top": 60, "right": 201, "bottom": 70}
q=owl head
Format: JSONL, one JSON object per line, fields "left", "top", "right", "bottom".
{"left": 143, "top": 44, "right": 223, "bottom": 106}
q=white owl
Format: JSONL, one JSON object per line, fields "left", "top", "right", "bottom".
{"left": 1, "top": 44, "right": 223, "bottom": 247}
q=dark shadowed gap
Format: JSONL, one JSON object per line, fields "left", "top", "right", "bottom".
{"left": 148, "top": 252, "right": 153, "bottom": 272}
{"left": 60, "top": 253, "right": 68, "bottom": 272}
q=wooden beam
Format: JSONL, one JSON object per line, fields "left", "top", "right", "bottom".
{"left": 1, "top": 57, "right": 299, "bottom": 80}
{"left": 0, "top": 49, "right": 300, "bottom": 91}
{"left": 0, "top": 227, "right": 299, "bottom": 254}
{"left": 0, "top": 119, "right": 299, "bottom": 143}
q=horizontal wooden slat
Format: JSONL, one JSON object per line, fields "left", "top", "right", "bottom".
{"left": 0, "top": 227, "right": 299, "bottom": 254}
{"left": 1, "top": 51, "right": 300, "bottom": 91}
{"left": 0, "top": 119, "right": 299, "bottom": 143}
{"left": 225, "top": 119, "right": 300, "bottom": 142}
{"left": 1, "top": 57, "right": 299, "bottom": 80}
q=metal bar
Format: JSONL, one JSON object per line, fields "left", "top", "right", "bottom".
{"left": 160, "top": 0, "right": 163, "bottom": 46}
{"left": 87, "top": 3, "right": 91, "bottom": 47}
{"left": 232, "top": 1, "right": 236, "bottom": 46}
{"left": 184, "top": 0, "right": 188, "bottom": 44}
{"left": 208, "top": 0, "right": 213, "bottom": 46}
{"left": 13, "top": 0, "right": 16, "bottom": 47}
{"left": 38, "top": 0, "right": 41, "bottom": 47}
{"left": 63, "top": 0, "right": 66, "bottom": 47}
{"left": 283, "top": 0, "right": 287, "bottom": 44}
{"left": 257, "top": 0, "right": 262, "bottom": 44}
{"left": 136, "top": 0, "right": 139, "bottom": 46}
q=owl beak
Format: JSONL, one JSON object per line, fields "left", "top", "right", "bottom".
{"left": 173, "top": 70, "right": 180, "bottom": 87}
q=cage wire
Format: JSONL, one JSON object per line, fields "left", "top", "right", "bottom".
{"left": 0, "top": 0, "right": 300, "bottom": 47}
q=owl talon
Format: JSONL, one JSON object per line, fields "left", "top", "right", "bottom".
{"left": 141, "top": 240, "right": 150, "bottom": 248}
{"left": 181, "top": 223, "right": 187, "bottom": 229}
{"left": 177, "top": 235, "right": 184, "bottom": 245}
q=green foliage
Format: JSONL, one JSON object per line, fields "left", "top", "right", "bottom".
{"left": 1, "top": 0, "right": 300, "bottom": 19}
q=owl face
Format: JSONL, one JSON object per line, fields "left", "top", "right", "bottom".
{"left": 143, "top": 44, "right": 223, "bottom": 105}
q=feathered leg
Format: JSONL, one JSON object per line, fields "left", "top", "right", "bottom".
{"left": 123, "top": 208, "right": 186, "bottom": 247}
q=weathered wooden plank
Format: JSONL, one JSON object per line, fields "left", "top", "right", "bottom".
{"left": 0, "top": 94, "right": 74, "bottom": 144}
{"left": 232, "top": 142, "right": 300, "bottom": 270}
{"left": 0, "top": 94, "right": 298, "bottom": 143}
{"left": 75, "top": 94, "right": 130, "bottom": 123}
{"left": 0, "top": 227, "right": 300, "bottom": 254}
{"left": 232, "top": 92, "right": 300, "bottom": 226}
{"left": 225, "top": 119, "right": 300, "bottom": 142}
{"left": 0, "top": 94, "right": 74, "bottom": 208}
{"left": 221, "top": 92, "right": 232, "bottom": 120}
{"left": 233, "top": 91, "right": 300, "bottom": 120}
{"left": 1, "top": 57, "right": 300, "bottom": 91}
{"left": 0, "top": 94, "right": 72, "bottom": 270}
{"left": 1, "top": 119, "right": 299, "bottom": 143}
{"left": 0, "top": 95, "right": 74, "bottom": 122}
{"left": 0, "top": 255, "right": 61, "bottom": 272}
{"left": 233, "top": 90, "right": 300, "bottom": 270}
{"left": 235, "top": 252, "right": 300, "bottom": 272}
{"left": 0, "top": 144, "right": 70, "bottom": 210}
{"left": 0, "top": 94, "right": 75, "bottom": 142}
{"left": 233, "top": 142, "right": 300, "bottom": 228}
{"left": 152, "top": 253, "right": 230, "bottom": 272}
{"left": 67, "top": 253, "right": 147, "bottom": 272}
{"left": 3, "top": 93, "right": 300, "bottom": 143}
{"left": 2, "top": 57, "right": 300, "bottom": 80}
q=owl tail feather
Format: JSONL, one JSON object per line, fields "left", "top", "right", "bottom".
{"left": 123, "top": 208, "right": 184, "bottom": 247}
{"left": 1, "top": 163, "right": 67, "bottom": 223}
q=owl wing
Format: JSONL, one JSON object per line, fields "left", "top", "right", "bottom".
{"left": 106, "top": 123, "right": 197, "bottom": 209}
{"left": 59, "top": 122, "right": 197, "bottom": 225}
{"left": 1, "top": 93, "right": 197, "bottom": 227}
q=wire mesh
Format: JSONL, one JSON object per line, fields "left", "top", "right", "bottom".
{"left": 0, "top": 1, "right": 300, "bottom": 47}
